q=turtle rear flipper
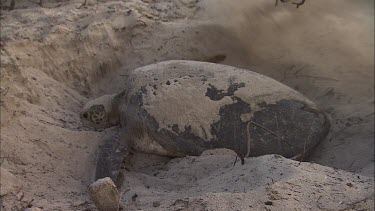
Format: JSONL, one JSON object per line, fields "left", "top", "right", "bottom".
{"left": 95, "top": 138, "right": 129, "bottom": 187}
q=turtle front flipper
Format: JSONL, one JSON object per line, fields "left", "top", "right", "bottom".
{"left": 95, "top": 137, "right": 129, "bottom": 188}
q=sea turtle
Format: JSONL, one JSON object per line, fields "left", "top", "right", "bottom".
{"left": 81, "top": 60, "right": 330, "bottom": 182}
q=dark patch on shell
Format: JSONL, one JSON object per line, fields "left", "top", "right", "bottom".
{"left": 200, "top": 75, "right": 208, "bottom": 83}
{"left": 172, "top": 124, "right": 179, "bottom": 133}
{"left": 124, "top": 86, "right": 330, "bottom": 159}
{"left": 257, "top": 101, "right": 267, "bottom": 108}
{"left": 247, "top": 100, "right": 330, "bottom": 157}
{"left": 205, "top": 82, "right": 245, "bottom": 101}
{"left": 210, "top": 96, "right": 252, "bottom": 153}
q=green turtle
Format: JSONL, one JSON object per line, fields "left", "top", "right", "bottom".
{"left": 82, "top": 60, "right": 330, "bottom": 182}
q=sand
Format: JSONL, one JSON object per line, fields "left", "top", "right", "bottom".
{"left": 0, "top": 0, "right": 373, "bottom": 210}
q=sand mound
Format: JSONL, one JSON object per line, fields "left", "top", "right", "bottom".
{"left": 0, "top": 0, "right": 373, "bottom": 210}
{"left": 120, "top": 152, "right": 374, "bottom": 211}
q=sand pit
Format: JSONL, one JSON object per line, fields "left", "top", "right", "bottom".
{"left": 0, "top": 0, "right": 373, "bottom": 210}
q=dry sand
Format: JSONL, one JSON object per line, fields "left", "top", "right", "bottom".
{"left": 0, "top": 0, "right": 373, "bottom": 210}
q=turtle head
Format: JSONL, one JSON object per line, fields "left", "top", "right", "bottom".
{"left": 81, "top": 94, "right": 121, "bottom": 129}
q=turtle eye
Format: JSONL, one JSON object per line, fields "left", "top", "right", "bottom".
{"left": 82, "top": 113, "right": 88, "bottom": 119}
